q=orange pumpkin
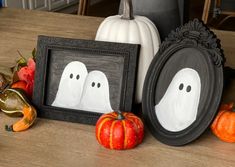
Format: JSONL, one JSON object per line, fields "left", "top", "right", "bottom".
{"left": 96, "top": 111, "right": 144, "bottom": 150}
{"left": 211, "top": 103, "right": 235, "bottom": 143}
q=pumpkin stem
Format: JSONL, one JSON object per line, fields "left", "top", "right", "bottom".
{"left": 121, "top": 0, "right": 134, "bottom": 20}
{"left": 116, "top": 111, "right": 125, "bottom": 120}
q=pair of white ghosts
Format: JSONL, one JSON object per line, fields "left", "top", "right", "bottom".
{"left": 155, "top": 68, "right": 201, "bottom": 132}
{"left": 52, "top": 61, "right": 112, "bottom": 113}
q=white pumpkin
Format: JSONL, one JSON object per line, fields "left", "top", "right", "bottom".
{"left": 95, "top": 0, "right": 161, "bottom": 103}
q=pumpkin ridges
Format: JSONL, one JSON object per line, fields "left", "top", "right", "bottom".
{"left": 123, "top": 112, "right": 133, "bottom": 117}
{"left": 95, "top": 18, "right": 114, "bottom": 41}
{"left": 136, "top": 16, "right": 160, "bottom": 53}
{"left": 122, "top": 120, "right": 127, "bottom": 149}
{"left": 136, "top": 19, "right": 155, "bottom": 55}
{"left": 134, "top": 20, "right": 155, "bottom": 103}
{"left": 211, "top": 111, "right": 226, "bottom": 130}
{"left": 97, "top": 112, "right": 116, "bottom": 122}
{"left": 228, "top": 118, "right": 235, "bottom": 135}
{"left": 215, "top": 119, "right": 235, "bottom": 142}
{"left": 99, "top": 119, "right": 113, "bottom": 148}
{"left": 95, "top": 5, "right": 160, "bottom": 103}
{"left": 127, "top": 115, "right": 144, "bottom": 144}
{"left": 96, "top": 117, "right": 113, "bottom": 143}
{"left": 112, "top": 120, "right": 125, "bottom": 149}
{"left": 115, "top": 20, "right": 131, "bottom": 42}
{"left": 110, "top": 20, "right": 123, "bottom": 42}
{"left": 214, "top": 113, "right": 230, "bottom": 140}
{"left": 124, "top": 119, "right": 138, "bottom": 149}
{"left": 134, "top": 118, "right": 144, "bottom": 144}
{"left": 109, "top": 120, "right": 117, "bottom": 149}
{"left": 211, "top": 106, "right": 235, "bottom": 142}
{"left": 96, "top": 111, "right": 144, "bottom": 149}
{"left": 124, "top": 113, "right": 144, "bottom": 144}
{"left": 101, "top": 113, "right": 115, "bottom": 119}
{"left": 211, "top": 112, "right": 225, "bottom": 140}
{"left": 223, "top": 112, "right": 235, "bottom": 137}
{"left": 128, "top": 117, "right": 139, "bottom": 145}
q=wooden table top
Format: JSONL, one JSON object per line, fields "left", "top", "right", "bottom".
{"left": 0, "top": 8, "right": 235, "bottom": 167}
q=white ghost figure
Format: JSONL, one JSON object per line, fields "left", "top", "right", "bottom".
{"left": 155, "top": 68, "right": 201, "bottom": 132}
{"left": 79, "top": 70, "right": 113, "bottom": 113}
{"left": 52, "top": 61, "right": 88, "bottom": 109}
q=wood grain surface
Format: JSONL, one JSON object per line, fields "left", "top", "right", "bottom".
{"left": 0, "top": 8, "right": 103, "bottom": 67}
{"left": 0, "top": 8, "right": 235, "bottom": 167}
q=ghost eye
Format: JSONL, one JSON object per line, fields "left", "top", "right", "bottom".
{"left": 76, "top": 75, "right": 80, "bottom": 80}
{"left": 92, "top": 82, "right": 95, "bottom": 87}
{"left": 70, "top": 74, "right": 73, "bottom": 79}
{"left": 179, "top": 83, "right": 184, "bottom": 90}
{"left": 186, "top": 85, "right": 191, "bottom": 92}
{"left": 97, "top": 83, "right": 101, "bottom": 88}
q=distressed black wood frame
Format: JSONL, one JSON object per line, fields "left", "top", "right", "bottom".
{"left": 142, "top": 19, "right": 225, "bottom": 146}
{"left": 33, "top": 35, "right": 139, "bottom": 125}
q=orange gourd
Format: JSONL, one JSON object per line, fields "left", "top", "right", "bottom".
{"left": 211, "top": 103, "right": 235, "bottom": 142}
{"left": 0, "top": 88, "right": 37, "bottom": 132}
{"left": 5, "top": 106, "right": 37, "bottom": 132}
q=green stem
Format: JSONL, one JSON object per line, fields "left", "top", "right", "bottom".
{"left": 121, "top": 0, "right": 134, "bottom": 20}
{"left": 116, "top": 111, "right": 125, "bottom": 120}
{"left": 17, "top": 50, "right": 27, "bottom": 61}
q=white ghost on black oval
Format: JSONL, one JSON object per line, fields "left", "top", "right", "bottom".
{"left": 79, "top": 70, "right": 113, "bottom": 113}
{"left": 52, "top": 61, "right": 88, "bottom": 109}
{"left": 155, "top": 68, "right": 201, "bottom": 132}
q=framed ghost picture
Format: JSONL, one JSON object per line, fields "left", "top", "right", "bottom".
{"left": 33, "top": 36, "right": 139, "bottom": 125}
{"left": 142, "top": 19, "right": 225, "bottom": 146}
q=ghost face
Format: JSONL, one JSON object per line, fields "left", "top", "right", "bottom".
{"left": 155, "top": 68, "right": 201, "bottom": 132}
{"left": 52, "top": 61, "right": 88, "bottom": 109}
{"left": 79, "top": 70, "right": 113, "bottom": 113}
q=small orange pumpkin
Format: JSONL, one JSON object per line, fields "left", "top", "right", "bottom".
{"left": 211, "top": 103, "right": 235, "bottom": 143}
{"left": 96, "top": 111, "right": 144, "bottom": 150}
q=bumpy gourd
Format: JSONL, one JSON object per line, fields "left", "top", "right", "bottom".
{"left": 95, "top": 0, "right": 161, "bottom": 103}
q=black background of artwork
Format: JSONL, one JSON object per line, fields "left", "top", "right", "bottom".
{"left": 33, "top": 35, "right": 139, "bottom": 125}
{"left": 46, "top": 49, "right": 124, "bottom": 110}
{"left": 155, "top": 48, "right": 209, "bottom": 118}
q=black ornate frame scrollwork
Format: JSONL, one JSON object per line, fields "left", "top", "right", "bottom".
{"left": 142, "top": 19, "right": 225, "bottom": 146}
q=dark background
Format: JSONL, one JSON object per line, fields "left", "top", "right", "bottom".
{"left": 45, "top": 49, "right": 124, "bottom": 111}
{"left": 155, "top": 48, "right": 210, "bottom": 118}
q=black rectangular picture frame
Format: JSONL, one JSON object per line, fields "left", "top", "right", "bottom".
{"left": 33, "top": 35, "right": 139, "bottom": 125}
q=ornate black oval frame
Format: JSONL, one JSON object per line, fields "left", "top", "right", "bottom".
{"left": 142, "top": 19, "right": 225, "bottom": 146}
